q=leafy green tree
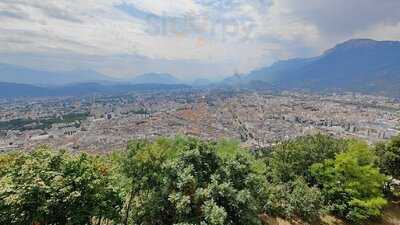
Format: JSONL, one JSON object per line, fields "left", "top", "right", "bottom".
{"left": 254, "top": 134, "right": 344, "bottom": 222}
{"left": 375, "top": 135, "right": 400, "bottom": 179}
{"left": 119, "top": 139, "right": 179, "bottom": 225}
{"left": 311, "top": 141, "right": 388, "bottom": 223}
{"left": 0, "top": 152, "right": 17, "bottom": 176}
{"left": 265, "top": 134, "right": 347, "bottom": 183}
{"left": 0, "top": 146, "right": 122, "bottom": 225}
{"left": 120, "top": 137, "right": 265, "bottom": 225}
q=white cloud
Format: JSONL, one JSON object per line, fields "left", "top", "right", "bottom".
{"left": 0, "top": 0, "right": 399, "bottom": 79}
{"left": 124, "top": 0, "right": 203, "bottom": 16}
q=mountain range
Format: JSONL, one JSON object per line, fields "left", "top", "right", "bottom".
{"left": 0, "top": 82, "right": 190, "bottom": 98}
{"left": 0, "top": 64, "right": 188, "bottom": 86}
{"left": 0, "top": 63, "right": 114, "bottom": 85}
{"left": 1, "top": 39, "right": 400, "bottom": 97}
{"left": 229, "top": 39, "right": 400, "bottom": 96}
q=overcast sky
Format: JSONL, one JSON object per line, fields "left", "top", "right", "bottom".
{"left": 1, "top": 0, "right": 400, "bottom": 81}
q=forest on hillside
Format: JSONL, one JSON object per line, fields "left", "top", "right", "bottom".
{"left": 0, "top": 134, "right": 399, "bottom": 225}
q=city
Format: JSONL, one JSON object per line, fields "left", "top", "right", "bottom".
{"left": 1, "top": 88, "right": 399, "bottom": 153}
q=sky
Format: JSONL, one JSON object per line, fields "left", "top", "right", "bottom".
{"left": 1, "top": 0, "right": 400, "bottom": 81}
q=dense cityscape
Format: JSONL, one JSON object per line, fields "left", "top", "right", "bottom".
{"left": 1, "top": 88, "right": 399, "bottom": 153}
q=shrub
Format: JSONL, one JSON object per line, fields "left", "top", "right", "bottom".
{"left": 264, "top": 177, "right": 323, "bottom": 222}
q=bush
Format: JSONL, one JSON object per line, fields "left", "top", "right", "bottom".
{"left": 264, "top": 177, "right": 323, "bottom": 222}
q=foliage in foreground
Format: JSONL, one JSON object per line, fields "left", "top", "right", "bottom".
{"left": 0, "top": 146, "right": 122, "bottom": 225}
{"left": 262, "top": 134, "right": 347, "bottom": 222}
{"left": 263, "top": 177, "right": 323, "bottom": 222}
{"left": 311, "top": 141, "right": 388, "bottom": 223}
{"left": 0, "top": 134, "right": 398, "bottom": 225}
{"left": 119, "top": 138, "right": 266, "bottom": 225}
{"left": 375, "top": 135, "right": 400, "bottom": 180}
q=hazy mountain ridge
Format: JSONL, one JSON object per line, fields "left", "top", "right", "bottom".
{"left": 0, "top": 82, "right": 51, "bottom": 97}
{"left": 0, "top": 64, "right": 194, "bottom": 98}
{"left": 2, "top": 39, "right": 400, "bottom": 96}
{"left": 0, "top": 82, "right": 191, "bottom": 97}
{"left": 240, "top": 39, "right": 400, "bottom": 96}
{"left": 0, "top": 63, "right": 114, "bottom": 85}
{"left": 0, "top": 63, "right": 189, "bottom": 86}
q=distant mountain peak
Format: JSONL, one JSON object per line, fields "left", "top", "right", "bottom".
{"left": 340, "top": 38, "right": 400, "bottom": 45}
{"left": 321, "top": 39, "right": 400, "bottom": 57}
{"left": 342, "top": 38, "right": 377, "bottom": 45}
{"left": 323, "top": 39, "right": 377, "bottom": 55}
{"left": 241, "top": 38, "right": 400, "bottom": 96}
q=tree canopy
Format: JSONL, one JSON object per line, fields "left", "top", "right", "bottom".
{"left": 119, "top": 137, "right": 266, "bottom": 225}
{"left": 311, "top": 141, "right": 388, "bottom": 223}
{"left": 0, "top": 135, "right": 398, "bottom": 225}
{"left": 0, "top": 146, "right": 122, "bottom": 225}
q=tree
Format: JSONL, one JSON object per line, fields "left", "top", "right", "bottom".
{"left": 119, "top": 137, "right": 265, "bottom": 225}
{"left": 375, "top": 135, "right": 400, "bottom": 179}
{"left": 119, "top": 139, "right": 179, "bottom": 225}
{"left": 311, "top": 141, "right": 388, "bottom": 224}
{"left": 256, "top": 134, "right": 346, "bottom": 222}
{"left": 265, "top": 134, "right": 347, "bottom": 183}
{"left": 0, "top": 146, "right": 122, "bottom": 225}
